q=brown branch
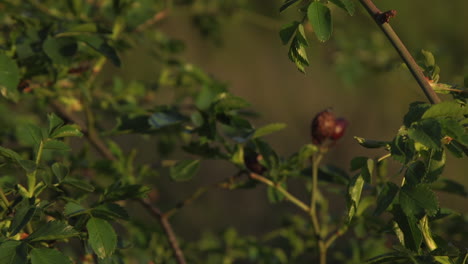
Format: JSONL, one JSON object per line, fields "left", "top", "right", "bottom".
{"left": 138, "top": 199, "right": 187, "bottom": 264}
{"left": 358, "top": 0, "right": 441, "bottom": 104}
{"left": 49, "top": 100, "right": 187, "bottom": 264}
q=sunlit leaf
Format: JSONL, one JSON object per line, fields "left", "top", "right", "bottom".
{"left": 170, "top": 160, "right": 200, "bottom": 181}
{"left": 87, "top": 218, "right": 117, "bottom": 259}
{"left": 307, "top": 2, "right": 332, "bottom": 42}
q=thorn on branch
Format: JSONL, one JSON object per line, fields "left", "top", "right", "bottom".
{"left": 376, "top": 10, "right": 397, "bottom": 24}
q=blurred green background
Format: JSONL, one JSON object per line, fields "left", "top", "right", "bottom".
{"left": 102, "top": 0, "right": 467, "bottom": 241}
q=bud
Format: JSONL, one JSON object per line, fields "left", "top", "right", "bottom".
{"left": 311, "top": 109, "right": 336, "bottom": 144}
{"left": 331, "top": 118, "right": 349, "bottom": 140}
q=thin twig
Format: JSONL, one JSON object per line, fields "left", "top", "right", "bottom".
{"left": 249, "top": 173, "right": 310, "bottom": 212}
{"left": 358, "top": 0, "right": 441, "bottom": 104}
{"left": 138, "top": 199, "right": 187, "bottom": 264}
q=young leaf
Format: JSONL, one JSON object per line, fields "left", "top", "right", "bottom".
{"left": 0, "top": 53, "right": 20, "bottom": 102}
{"left": 252, "top": 123, "right": 286, "bottom": 139}
{"left": 27, "top": 221, "right": 79, "bottom": 242}
{"left": 329, "top": 0, "right": 355, "bottom": 16}
{"left": 374, "top": 182, "right": 399, "bottom": 216}
{"left": 86, "top": 218, "right": 117, "bottom": 259}
{"left": 307, "top": 2, "right": 333, "bottom": 42}
{"left": 49, "top": 125, "right": 83, "bottom": 139}
{"left": 354, "top": 136, "right": 389, "bottom": 149}
{"left": 347, "top": 174, "right": 364, "bottom": 222}
{"left": 170, "top": 160, "right": 200, "bottom": 181}
{"left": 279, "top": 21, "right": 300, "bottom": 45}
{"left": 30, "top": 248, "right": 72, "bottom": 264}
{"left": 47, "top": 113, "right": 65, "bottom": 135}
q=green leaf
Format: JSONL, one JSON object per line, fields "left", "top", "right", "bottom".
{"left": 354, "top": 136, "right": 389, "bottom": 149}
{"left": 391, "top": 132, "right": 416, "bottom": 164}
{"left": 230, "top": 144, "right": 244, "bottom": 167}
{"left": 252, "top": 123, "right": 286, "bottom": 139}
{"left": 422, "top": 101, "right": 468, "bottom": 119}
{"left": 399, "top": 184, "right": 438, "bottom": 217}
{"left": 329, "top": 0, "right": 355, "bottom": 15}
{"left": 195, "top": 83, "right": 226, "bottom": 110}
{"left": 103, "top": 182, "right": 151, "bottom": 202}
{"left": 49, "top": 125, "right": 83, "bottom": 139}
{"left": 52, "top": 163, "right": 69, "bottom": 182}
{"left": 420, "top": 50, "right": 436, "bottom": 68}
{"left": 350, "top": 157, "right": 373, "bottom": 183}
{"left": 62, "top": 177, "right": 95, "bottom": 192}
{"left": 279, "top": 21, "right": 300, "bottom": 45}
{"left": 318, "top": 164, "right": 349, "bottom": 185}
{"left": 440, "top": 118, "right": 468, "bottom": 145}
{"left": 267, "top": 184, "right": 285, "bottom": 203}
{"left": 30, "top": 248, "right": 72, "bottom": 264}
{"left": 423, "top": 149, "right": 445, "bottom": 182}
{"left": 26, "top": 124, "right": 44, "bottom": 144}
{"left": 307, "top": 2, "right": 333, "bottom": 42}
{"left": 392, "top": 207, "right": 423, "bottom": 251}
{"left": 76, "top": 35, "right": 121, "bottom": 67}
{"left": 347, "top": 174, "right": 364, "bottom": 222}
{"left": 47, "top": 113, "right": 64, "bottom": 135}
{"left": 403, "top": 102, "right": 431, "bottom": 127}
{"left": 27, "top": 221, "right": 79, "bottom": 242}
{"left": 43, "top": 37, "right": 78, "bottom": 65}
{"left": 374, "top": 182, "right": 399, "bottom": 216}
{"left": 0, "top": 53, "right": 20, "bottom": 102}
{"left": 0, "top": 146, "right": 22, "bottom": 161}
{"left": 92, "top": 203, "right": 129, "bottom": 220}
{"left": 148, "top": 110, "right": 186, "bottom": 129}
{"left": 279, "top": 0, "right": 300, "bottom": 12}
{"left": 43, "top": 140, "right": 71, "bottom": 151}
{"left": 408, "top": 119, "right": 442, "bottom": 150}
{"left": 0, "top": 241, "right": 27, "bottom": 264}
{"left": 87, "top": 218, "right": 117, "bottom": 259}
{"left": 213, "top": 93, "right": 251, "bottom": 113}
{"left": 170, "top": 160, "right": 200, "bottom": 181}
{"left": 9, "top": 199, "right": 36, "bottom": 236}
{"left": 64, "top": 202, "right": 86, "bottom": 217}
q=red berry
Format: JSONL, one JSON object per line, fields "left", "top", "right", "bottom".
{"left": 331, "top": 118, "right": 348, "bottom": 140}
{"left": 311, "top": 109, "right": 336, "bottom": 144}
